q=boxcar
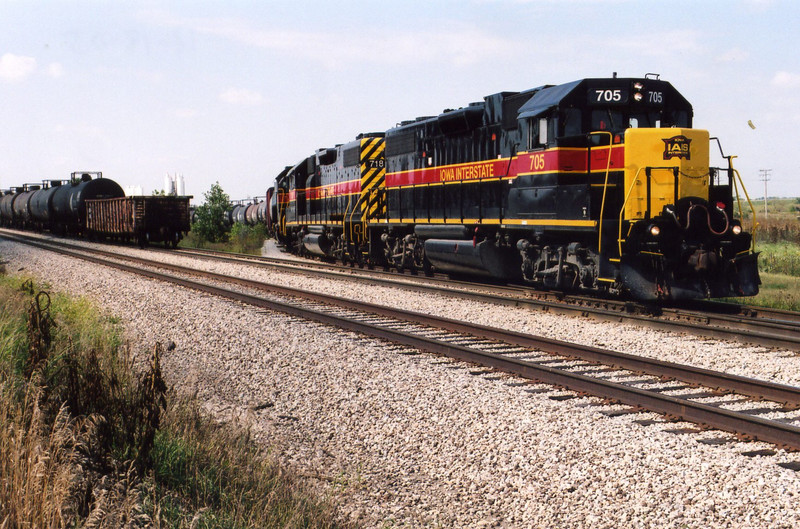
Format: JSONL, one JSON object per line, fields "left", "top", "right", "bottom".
{"left": 85, "top": 195, "right": 191, "bottom": 247}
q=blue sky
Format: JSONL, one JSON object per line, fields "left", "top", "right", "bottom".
{"left": 0, "top": 0, "right": 797, "bottom": 202}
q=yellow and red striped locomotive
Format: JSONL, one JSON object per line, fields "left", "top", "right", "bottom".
{"left": 271, "top": 75, "right": 760, "bottom": 301}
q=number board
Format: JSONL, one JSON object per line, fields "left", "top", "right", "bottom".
{"left": 587, "top": 88, "right": 629, "bottom": 105}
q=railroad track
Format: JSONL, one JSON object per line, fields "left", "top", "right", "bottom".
{"left": 165, "top": 245, "right": 797, "bottom": 321}
{"left": 3, "top": 229, "right": 800, "bottom": 350}
{"left": 4, "top": 231, "right": 800, "bottom": 457}
{"left": 164, "top": 244, "right": 800, "bottom": 351}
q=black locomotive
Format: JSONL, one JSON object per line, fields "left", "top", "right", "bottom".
{"left": 270, "top": 75, "right": 760, "bottom": 301}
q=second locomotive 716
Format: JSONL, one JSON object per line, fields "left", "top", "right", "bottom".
{"left": 271, "top": 75, "right": 760, "bottom": 301}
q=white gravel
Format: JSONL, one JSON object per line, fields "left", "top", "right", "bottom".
{"left": 3, "top": 234, "right": 800, "bottom": 528}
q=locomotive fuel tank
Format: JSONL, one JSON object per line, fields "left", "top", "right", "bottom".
{"left": 424, "top": 239, "right": 520, "bottom": 278}
{"left": 302, "top": 233, "right": 333, "bottom": 257}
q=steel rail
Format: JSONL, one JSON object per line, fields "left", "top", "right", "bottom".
{"left": 3, "top": 229, "right": 800, "bottom": 350}
{"left": 168, "top": 246, "right": 800, "bottom": 346}
{"left": 7, "top": 232, "right": 800, "bottom": 450}
{"left": 170, "top": 246, "right": 800, "bottom": 325}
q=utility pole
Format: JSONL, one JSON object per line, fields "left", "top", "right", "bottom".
{"left": 759, "top": 169, "right": 772, "bottom": 219}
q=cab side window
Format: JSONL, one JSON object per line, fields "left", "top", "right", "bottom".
{"left": 527, "top": 117, "right": 549, "bottom": 150}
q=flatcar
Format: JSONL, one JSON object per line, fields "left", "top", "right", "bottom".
{"left": 270, "top": 75, "right": 760, "bottom": 301}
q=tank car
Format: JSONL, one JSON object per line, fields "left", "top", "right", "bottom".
{"left": 245, "top": 202, "right": 259, "bottom": 226}
{"left": 271, "top": 75, "right": 760, "bottom": 301}
{"left": 29, "top": 181, "right": 65, "bottom": 229}
{"left": 51, "top": 172, "right": 125, "bottom": 235}
{"left": 18, "top": 185, "right": 42, "bottom": 226}
{"left": 256, "top": 198, "right": 268, "bottom": 224}
{"left": 0, "top": 188, "right": 23, "bottom": 227}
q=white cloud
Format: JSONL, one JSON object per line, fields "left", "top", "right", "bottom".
{"left": 219, "top": 87, "right": 263, "bottom": 106}
{"left": 771, "top": 71, "right": 800, "bottom": 89}
{"left": 47, "top": 62, "right": 64, "bottom": 78}
{"left": 0, "top": 53, "right": 37, "bottom": 81}
{"left": 141, "top": 10, "right": 514, "bottom": 68}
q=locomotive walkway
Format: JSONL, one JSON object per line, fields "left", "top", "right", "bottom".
{"left": 4, "top": 229, "right": 800, "bottom": 456}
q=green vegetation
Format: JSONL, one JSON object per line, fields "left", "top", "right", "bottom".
{"left": 726, "top": 197, "right": 800, "bottom": 310}
{"left": 227, "top": 222, "right": 269, "bottom": 254}
{"left": 0, "top": 274, "right": 348, "bottom": 528}
{"left": 185, "top": 182, "right": 269, "bottom": 255}
{"left": 731, "top": 272, "right": 800, "bottom": 311}
{"left": 192, "top": 182, "right": 232, "bottom": 244}
{"left": 183, "top": 222, "right": 268, "bottom": 256}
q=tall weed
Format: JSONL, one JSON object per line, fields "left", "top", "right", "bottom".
{"left": 0, "top": 275, "right": 348, "bottom": 528}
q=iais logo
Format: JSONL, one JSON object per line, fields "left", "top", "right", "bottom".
{"left": 662, "top": 135, "right": 692, "bottom": 160}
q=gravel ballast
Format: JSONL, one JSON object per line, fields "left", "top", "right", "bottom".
{"left": 3, "top": 237, "right": 800, "bottom": 528}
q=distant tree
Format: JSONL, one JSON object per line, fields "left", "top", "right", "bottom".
{"left": 192, "top": 182, "right": 231, "bottom": 243}
{"left": 151, "top": 189, "right": 165, "bottom": 196}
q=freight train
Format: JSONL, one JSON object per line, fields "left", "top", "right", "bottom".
{"left": 0, "top": 172, "right": 191, "bottom": 247}
{"left": 269, "top": 75, "right": 761, "bottom": 301}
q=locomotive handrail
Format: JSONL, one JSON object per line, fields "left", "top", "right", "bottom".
{"left": 711, "top": 137, "right": 758, "bottom": 250}
{"left": 732, "top": 166, "right": 758, "bottom": 250}
{"left": 617, "top": 166, "right": 678, "bottom": 256}
{"left": 590, "top": 131, "right": 614, "bottom": 256}
{"left": 618, "top": 167, "right": 646, "bottom": 256}
{"left": 346, "top": 191, "right": 367, "bottom": 244}
{"left": 343, "top": 193, "right": 354, "bottom": 240}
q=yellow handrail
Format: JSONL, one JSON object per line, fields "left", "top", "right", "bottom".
{"left": 617, "top": 167, "right": 646, "bottom": 256}
{"left": 591, "top": 132, "right": 614, "bottom": 256}
{"left": 731, "top": 166, "right": 758, "bottom": 250}
{"left": 346, "top": 192, "right": 366, "bottom": 243}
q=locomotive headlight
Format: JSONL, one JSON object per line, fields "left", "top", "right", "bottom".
{"left": 732, "top": 225, "right": 742, "bottom": 235}
{"left": 633, "top": 82, "right": 644, "bottom": 90}
{"left": 649, "top": 224, "right": 661, "bottom": 237}
{"left": 633, "top": 92, "right": 643, "bottom": 102}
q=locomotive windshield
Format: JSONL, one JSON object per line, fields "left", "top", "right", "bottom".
{"left": 521, "top": 79, "right": 694, "bottom": 148}
{"left": 592, "top": 109, "right": 691, "bottom": 132}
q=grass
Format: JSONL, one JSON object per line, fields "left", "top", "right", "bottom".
{"left": 181, "top": 223, "right": 268, "bottom": 256}
{"left": 755, "top": 241, "right": 800, "bottom": 276}
{"left": 728, "top": 272, "right": 800, "bottom": 311}
{"left": 723, "top": 208, "right": 800, "bottom": 309}
{"left": 0, "top": 273, "right": 350, "bottom": 528}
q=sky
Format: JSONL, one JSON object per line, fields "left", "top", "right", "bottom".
{"left": 0, "top": 0, "right": 798, "bottom": 203}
